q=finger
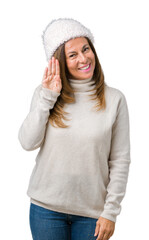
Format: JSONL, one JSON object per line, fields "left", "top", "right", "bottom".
{"left": 107, "top": 231, "right": 112, "bottom": 239}
{"left": 55, "top": 59, "right": 60, "bottom": 76}
{"left": 103, "top": 231, "right": 110, "bottom": 240}
{"left": 48, "top": 59, "right": 52, "bottom": 76}
{"left": 97, "top": 230, "right": 105, "bottom": 240}
{"left": 42, "top": 67, "right": 48, "bottom": 83}
{"left": 52, "top": 56, "right": 56, "bottom": 75}
{"left": 43, "top": 67, "right": 48, "bottom": 79}
{"left": 94, "top": 223, "right": 100, "bottom": 237}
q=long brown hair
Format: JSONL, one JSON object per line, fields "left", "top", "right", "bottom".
{"left": 49, "top": 37, "right": 106, "bottom": 128}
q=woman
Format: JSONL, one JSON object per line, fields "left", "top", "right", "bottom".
{"left": 18, "top": 18, "right": 131, "bottom": 240}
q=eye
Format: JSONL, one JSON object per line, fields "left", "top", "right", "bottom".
{"left": 84, "top": 47, "right": 89, "bottom": 51}
{"left": 69, "top": 54, "right": 76, "bottom": 58}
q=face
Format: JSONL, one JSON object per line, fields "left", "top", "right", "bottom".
{"left": 65, "top": 37, "right": 95, "bottom": 80}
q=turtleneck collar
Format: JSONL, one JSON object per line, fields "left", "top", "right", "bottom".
{"left": 69, "top": 77, "right": 96, "bottom": 93}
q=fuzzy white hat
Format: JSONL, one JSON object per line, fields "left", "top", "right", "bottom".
{"left": 41, "top": 18, "right": 94, "bottom": 62}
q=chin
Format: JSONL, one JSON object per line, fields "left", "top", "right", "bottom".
{"left": 69, "top": 70, "right": 94, "bottom": 80}
{"left": 75, "top": 72, "right": 94, "bottom": 79}
{"left": 79, "top": 73, "right": 94, "bottom": 79}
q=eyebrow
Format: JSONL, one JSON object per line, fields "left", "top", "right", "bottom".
{"left": 67, "top": 44, "right": 89, "bottom": 55}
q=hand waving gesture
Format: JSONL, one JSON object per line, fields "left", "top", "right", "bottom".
{"left": 42, "top": 56, "right": 62, "bottom": 93}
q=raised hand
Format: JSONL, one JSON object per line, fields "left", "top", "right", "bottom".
{"left": 42, "top": 56, "right": 62, "bottom": 93}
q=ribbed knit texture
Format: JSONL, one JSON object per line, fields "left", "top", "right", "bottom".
{"left": 18, "top": 77, "right": 131, "bottom": 222}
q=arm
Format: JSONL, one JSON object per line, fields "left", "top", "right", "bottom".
{"left": 100, "top": 91, "right": 131, "bottom": 223}
{"left": 18, "top": 84, "right": 60, "bottom": 151}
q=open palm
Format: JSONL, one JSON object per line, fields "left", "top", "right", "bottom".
{"left": 42, "top": 56, "right": 62, "bottom": 93}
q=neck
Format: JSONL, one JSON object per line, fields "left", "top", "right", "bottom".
{"left": 69, "top": 77, "right": 95, "bottom": 93}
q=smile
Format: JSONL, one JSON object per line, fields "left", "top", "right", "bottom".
{"left": 79, "top": 63, "right": 91, "bottom": 71}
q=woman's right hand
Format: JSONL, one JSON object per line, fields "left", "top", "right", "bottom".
{"left": 42, "top": 56, "right": 62, "bottom": 94}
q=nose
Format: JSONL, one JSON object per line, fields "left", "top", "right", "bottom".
{"left": 78, "top": 52, "right": 87, "bottom": 63}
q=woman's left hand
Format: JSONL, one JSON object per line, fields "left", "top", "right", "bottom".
{"left": 94, "top": 216, "right": 115, "bottom": 240}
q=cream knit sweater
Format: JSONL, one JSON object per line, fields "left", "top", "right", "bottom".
{"left": 18, "top": 77, "right": 131, "bottom": 222}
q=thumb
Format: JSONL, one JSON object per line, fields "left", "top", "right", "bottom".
{"left": 43, "top": 67, "right": 48, "bottom": 80}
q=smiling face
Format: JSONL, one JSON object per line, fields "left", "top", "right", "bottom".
{"left": 64, "top": 37, "right": 95, "bottom": 80}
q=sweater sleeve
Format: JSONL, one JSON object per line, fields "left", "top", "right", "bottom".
{"left": 100, "top": 91, "right": 131, "bottom": 223}
{"left": 18, "top": 84, "right": 60, "bottom": 151}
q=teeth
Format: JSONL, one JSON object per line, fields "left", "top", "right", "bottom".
{"left": 80, "top": 64, "right": 90, "bottom": 70}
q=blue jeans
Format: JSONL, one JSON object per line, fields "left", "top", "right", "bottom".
{"left": 29, "top": 203, "right": 98, "bottom": 240}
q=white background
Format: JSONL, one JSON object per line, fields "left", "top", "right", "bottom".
{"left": 0, "top": 0, "right": 149, "bottom": 239}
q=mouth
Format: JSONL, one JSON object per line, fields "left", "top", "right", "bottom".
{"left": 78, "top": 63, "right": 91, "bottom": 72}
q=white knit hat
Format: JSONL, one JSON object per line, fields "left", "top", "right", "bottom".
{"left": 41, "top": 18, "right": 94, "bottom": 62}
